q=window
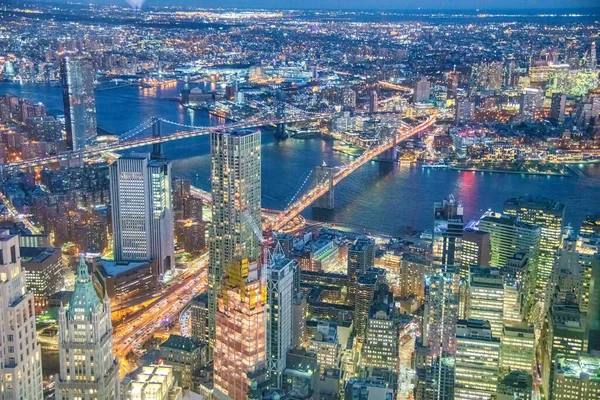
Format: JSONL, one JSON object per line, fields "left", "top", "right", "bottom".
{"left": 10, "top": 245, "right": 16, "bottom": 264}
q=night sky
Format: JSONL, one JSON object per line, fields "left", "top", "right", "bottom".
{"left": 43, "top": 0, "right": 599, "bottom": 10}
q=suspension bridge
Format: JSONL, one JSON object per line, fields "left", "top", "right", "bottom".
{"left": 2, "top": 112, "right": 329, "bottom": 171}
{"left": 267, "top": 112, "right": 437, "bottom": 231}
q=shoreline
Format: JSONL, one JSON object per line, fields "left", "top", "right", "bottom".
{"left": 449, "top": 166, "right": 570, "bottom": 177}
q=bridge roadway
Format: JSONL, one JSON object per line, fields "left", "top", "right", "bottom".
{"left": 269, "top": 112, "right": 436, "bottom": 231}
{"left": 2, "top": 114, "right": 330, "bottom": 171}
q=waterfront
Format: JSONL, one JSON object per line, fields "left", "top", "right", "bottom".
{"left": 2, "top": 82, "right": 600, "bottom": 234}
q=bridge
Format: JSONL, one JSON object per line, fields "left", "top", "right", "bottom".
{"left": 2, "top": 112, "right": 329, "bottom": 171}
{"left": 267, "top": 112, "right": 436, "bottom": 231}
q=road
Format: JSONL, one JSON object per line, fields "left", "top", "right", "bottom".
{"left": 112, "top": 253, "right": 208, "bottom": 371}
{"left": 0, "top": 191, "right": 43, "bottom": 234}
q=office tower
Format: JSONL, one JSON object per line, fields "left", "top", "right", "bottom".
{"left": 447, "top": 72, "right": 459, "bottom": 100}
{"left": 504, "top": 197, "right": 565, "bottom": 304}
{"left": 399, "top": 253, "right": 430, "bottom": 300}
{"left": 109, "top": 153, "right": 174, "bottom": 277}
{"left": 209, "top": 129, "right": 261, "bottom": 347}
{"left": 21, "top": 246, "right": 63, "bottom": 308}
{"left": 308, "top": 323, "right": 340, "bottom": 373}
{"left": 550, "top": 93, "right": 567, "bottom": 123}
{"left": 369, "top": 90, "right": 378, "bottom": 113}
{"left": 354, "top": 270, "right": 381, "bottom": 347}
{"left": 342, "top": 87, "right": 357, "bottom": 109}
{"left": 590, "top": 42, "right": 597, "bottom": 71}
{"left": 292, "top": 293, "right": 307, "bottom": 348}
{"left": 519, "top": 88, "right": 544, "bottom": 122}
{"left": 60, "top": 56, "right": 97, "bottom": 150}
{"left": 497, "top": 370, "right": 532, "bottom": 400}
{"left": 347, "top": 237, "right": 375, "bottom": 298}
{"left": 462, "top": 228, "right": 491, "bottom": 271}
{"left": 500, "top": 322, "right": 535, "bottom": 376}
{"left": 503, "top": 55, "right": 517, "bottom": 88}
{"left": 0, "top": 231, "right": 44, "bottom": 400}
{"left": 541, "top": 303, "right": 588, "bottom": 396}
{"left": 414, "top": 77, "right": 431, "bottom": 103}
{"left": 190, "top": 292, "right": 209, "bottom": 343}
{"left": 478, "top": 211, "right": 541, "bottom": 270}
{"left": 423, "top": 198, "right": 463, "bottom": 399}
{"left": 56, "top": 256, "right": 119, "bottom": 400}
{"left": 362, "top": 284, "right": 399, "bottom": 373}
{"left": 455, "top": 98, "right": 475, "bottom": 124}
{"left": 214, "top": 258, "right": 267, "bottom": 400}
{"left": 503, "top": 253, "right": 529, "bottom": 323}
{"left": 552, "top": 356, "right": 600, "bottom": 400}
{"left": 266, "top": 244, "right": 298, "bottom": 386}
{"left": 454, "top": 319, "right": 500, "bottom": 400}
{"left": 468, "top": 267, "right": 505, "bottom": 337}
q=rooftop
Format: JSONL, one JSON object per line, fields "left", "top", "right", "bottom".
{"left": 160, "top": 334, "right": 201, "bottom": 353}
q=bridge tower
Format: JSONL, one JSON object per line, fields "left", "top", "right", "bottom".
{"left": 151, "top": 117, "right": 165, "bottom": 161}
{"left": 312, "top": 164, "right": 335, "bottom": 210}
{"left": 378, "top": 128, "right": 398, "bottom": 163}
{"left": 275, "top": 103, "right": 287, "bottom": 139}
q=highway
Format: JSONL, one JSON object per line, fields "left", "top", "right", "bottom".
{"left": 270, "top": 112, "right": 437, "bottom": 231}
{"left": 112, "top": 253, "right": 208, "bottom": 369}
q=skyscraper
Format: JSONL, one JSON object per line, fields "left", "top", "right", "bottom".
{"left": 519, "top": 88, "right": 544, "bottom": 122}
{"left": 209, "top": 129, "right": 261, "bottom": 348}
{"left": 589, "top": 42, "right": 597, "bottom": 71}
{"left": 504, "top": 196, "right": 565, "bottom": 306}
{"left": 60, "top": 56, "right": 97, "bottom": 150}
{"left": 467, "top": 267, "right": 505, "bottom": 338}
{"left": 266, "top": 244, "right": 298, "bottom": 386}
{"left": 414, "top": 77, "right": 431, "bottom": 103}
{"left": 369, "top": 90, "right": 378, "bottom": 113}
{"left": 109, "top": 153, "right": 174, "bottom": 277}
{"left": 455, "top": 98, "right": 475, "bottom": 125}
{"left": 550, "top": 93, "right": 567, "bottom": 123}
{"left": 454, "top": 319, "right": 500, "bottom": 400}
{"left": 423, "top": 197, "right": 463, "bottom": 398}
{"left": 214, "top": 258, "right": 267, "bottom": 400}
{"left": 500, "top": 322, "right": 535, "bottom": 376}
{"left": 447, "top": 72, "right": 459, "bottom": 100}
{"left": 0, "top": 230, "right": 44, "bottom": 400}
{"left": 347, "top": 237, "right": 375, "bottom": 298}
{"left": 462, "top": 228, "right": 491, "bottom": 272}
{"left": 55, "top": 256, "right": 119, "bottom": 400}
{"left": 362, "top": 284, "right": 399, "bottom": 373}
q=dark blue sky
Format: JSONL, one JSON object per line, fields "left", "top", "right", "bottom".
{"left": 49, "top": 0, "right": 599, "bottom": 10}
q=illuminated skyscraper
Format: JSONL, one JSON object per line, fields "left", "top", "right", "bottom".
{"left": 462, "top": 228, "right": 491, "bottom": 273}
{"left": 347, "top": 237, "right": 375, "bottom": 298}
{"left": 519, "top": 88, "right": 544, "bottom": 122}
{"left": 214, "top": 258, "right": 267, "bottom": 400}
{"left": 454, "top": 319, "right": 500, "bottom": 400}
{"left": 354, "top": 270, "right": 383, "bottom": 347}
{"left": 589, "top": 42, "right": 596, "bottom": 71}
{"left": 109, "top": 153, "right": 174, "bottom": 277}
{"left": 209, "top": 129, "right": 261, "bottom": 347}
{"left": 60, "top": 56, "right": 97, "bottom": 150}
{"left": 56, "top": 256, "right": 119, "bottom": 400}
{"left": 455, "top": 98, "right": 475, "bottom": 125}
{"left": 362, "top": 284, "right": 399, "bottom": 373}
{"left": 550, "top": 93, "right": 567, "bottom": 123}
{"left": 467, "top": 267, "right": 504, "bottom": 338}
{"left": 423, "top": 197, "right": 463, "bottom": 399}
{"left": 500, "top": 322, "right": 535, "bottom": 376}
{"left": 414, "top": 77, "right": 431, "bottom": 103}
{"left": 0, "top": 230, "right": 44, "bottom": 400}
{"left": 504, "top": 196, "right": 565, "bottom": 305}
{"left": 266, "top": 244, "right": 298, "bottom": 386}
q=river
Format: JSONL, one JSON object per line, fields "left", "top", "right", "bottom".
{"left": 2, "top": 82, "right": 600, "bottom": 234}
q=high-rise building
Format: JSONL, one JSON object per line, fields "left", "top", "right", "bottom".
{"left": 21, "top": 246, "right": 63, "bottom": 308}
{"left": 467, "top": 267, "right": 505, "bottom": 337}
{"left": 478, "top": 211, "right": 541, "bottom": 272}
{"left": 109, "top": 153, "right": 174, "bottom": 277}
{"left": 308, "top": 322, "right": 340, "bottom": 373}
{"left": 414, "top": 77, "right": 431, "bottom": 103}
{"left": 423, "top": 198, "right": 463, "bottom": 399}
{"left": 503, "top": 253, "right": 529, "bottom": 323}
{"left": 266, "top": 244, "right": 298, "bottom": 386}
{"left": 455, "top": 98, "right": 475, "bottom": 124}
{"left": 354, "top": 270, "right": 382, "bottom": 347}
{"left": 589, "top": 42, "right": 597, "bottom": 71}
{"left": 55, "top": 256, "right": 119, "bottom": 400}
{"left": 60, "top": 56, "right": 97, "bottom": 150}
{"left": 462, "top": 228, "right": 491, "bottom": 272}
{"left": 550, "top": 93, "right": 567, "bottom": 123}
{"left": 447, "top": 72, "right": 459, "bottom": 100}
{"left": 519, "top": 88, "right": 544, "bottom": 122}
{"left": 214, "top": 258, "right": 267, "bottom": 400}
{"left": 362, "top": 284, "right": 399, "bottom": 373}
{"left": 159, "top": 334, "right": 206, "bottom": 390}
{"left": 190, "top": 292, "right": 209, "bottom": 343}
{"left": 504, "top": 197, "right": 565, "bottom": 305}
{"left": 497, "top": 370, "right": 532, "bottom": 400}
{"left": 0, "top": 230, "right": 44, "bottom": 400}
{"left": 369, "top": 90, "right": 378, "bottom": 113}
{"left": 347, "top": 237, "right": 375, "bottom": 298}
{"left": 454, "top": 319, "right": 500, "bottom": 400}
{"left": 500, "top": 322, "right": 536, "bottom": 376}
{"left": 209, "top": 130, "right": 261, "bottom": 347}
{"left": 552, "top": 356, "right": 600, "bottom": 400}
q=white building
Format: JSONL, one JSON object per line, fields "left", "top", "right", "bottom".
{"left": 109, "top": 153, "right": 174, "bottom": 277}
{"left": 55, "top": 256, "right": 120, "bottom": 400}
{"left": 0, "top": 230, "right": 44, "bottom": 400}
{"left": 266, "top": 244, "right": 298, "bottom": 385}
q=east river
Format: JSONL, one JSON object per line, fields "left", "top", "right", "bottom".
{"left": 2, "top": 82, "right": 600, "bottom": 234}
